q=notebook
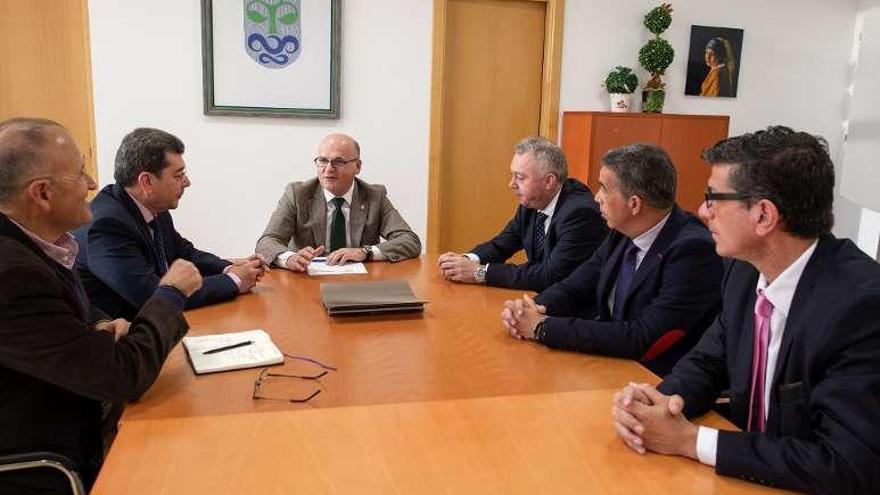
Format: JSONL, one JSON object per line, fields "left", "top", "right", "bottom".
{"left": 182, "top": 329, "right": 284, "bottom": 374}
{"left": 320, "top": 279, "right": 426, "bottom": 315}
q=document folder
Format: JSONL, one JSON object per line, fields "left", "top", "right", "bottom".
{"left": 320, "top": 279, "right": 426, "bottom": 315}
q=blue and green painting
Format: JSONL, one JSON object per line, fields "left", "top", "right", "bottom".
{"left": 244, "top": 0, "right": 301, "bottom": 69}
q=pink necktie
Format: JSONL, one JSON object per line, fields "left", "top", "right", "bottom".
{"left": 747, "top": 291, "right": 774, "bottom": 432}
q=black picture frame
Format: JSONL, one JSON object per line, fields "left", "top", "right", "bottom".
{"left": 685, "top": 25, "right": 744, "bottom": 98}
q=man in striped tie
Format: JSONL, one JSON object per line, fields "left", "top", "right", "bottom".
{"left": 612, "top": 126, "right": 880, "bottom": 494}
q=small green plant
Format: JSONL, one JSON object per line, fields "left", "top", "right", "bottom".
{"left": 639, "top": 3, "right": 674, "bottom": 92}
{"left": 603, "top": 66, "right": 639, "bottom": 94}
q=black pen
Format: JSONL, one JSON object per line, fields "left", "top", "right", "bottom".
{"left": 202, "top": 340, "right": 253, "bottom": 355}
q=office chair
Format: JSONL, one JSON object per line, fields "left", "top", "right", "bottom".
{"left": 0, "top": 451, "right": 86, "bottom": 495}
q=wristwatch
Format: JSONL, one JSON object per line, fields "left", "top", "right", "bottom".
{"left": 362, "top": 245, "right": 374, "bottom": 261}
{"left": 473, "top": 264, "right": 488, "bottom": 284}
{"left": 533, "top": 315, "right": 548, "bottom": 342}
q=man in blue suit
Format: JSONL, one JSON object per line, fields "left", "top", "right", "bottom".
{"left": 75, "top": 128, "right": 267, "bottom": 320}
{"left": 502, "top": 143, "right": 723, "bottom": 376}
{"left": 438, "top": 136, "right": 607, "bottom": 291}
{"left": 612, "top": 127, "right": 880, "bottom": 493}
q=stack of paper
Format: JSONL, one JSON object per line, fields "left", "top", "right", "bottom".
{"left": 307, "top": 258, "right": 368, "bottom": 276}
{"left": 182, "top": 329, "right": 283, "bottom": 374}
{"left": 320, "top": 279, "right": 426, "bottom": 315}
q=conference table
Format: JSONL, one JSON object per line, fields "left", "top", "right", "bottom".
{"left": 92, "top": 255, "right": 790, "bottom": 494}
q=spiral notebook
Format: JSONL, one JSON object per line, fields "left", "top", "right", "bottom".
{"left": 182, "top": 329, "right": 284, "bottom": 374}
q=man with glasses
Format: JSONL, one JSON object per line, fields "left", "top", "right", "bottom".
{"left": 0, "top": 118, "right": 202, "bottom": 493}
{"left": 256, "top": 133, "right": 420, "bottom": 270}
{"left": 438, "top": 136, "right": 607, "bottom": 291}
{"left": 501, "top": 143, "right": 723, "bottom": 376}
{"left": 75, "top": 128, "right": 267, "bottom": 320}
{"left": 612, "top": 127, "right": 880, "bottom": 493}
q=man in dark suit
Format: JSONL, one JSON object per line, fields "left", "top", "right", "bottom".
{"left": 501, "top": 144, "right": 723, "bottom": 376}
{"left": 75, "top": 128, "right": 267, "bottom": 320}
{"left": 0, "top": 118, "right": 202, "bottom": 494}
{"left": 256, "top": 133, "right": 421, "bottom": 269}
{"left": 612, "top": 127, "right": 880, "bottom": 493}
{"left": 438, "top": 136, "right": 607, "bottom": 291}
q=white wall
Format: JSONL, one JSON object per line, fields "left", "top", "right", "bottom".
{"left": 89, "top": 1, "right": 867, "bottom": 255}
{"left": 88, "top": 0, "right": 433, "bottom": 256}
{"left": 560, "top": 0, "right": 862, "bottom": 240}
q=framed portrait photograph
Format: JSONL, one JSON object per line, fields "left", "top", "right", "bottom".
{"left": 201, "top": 0, "right": 341, "bottom": 118}
{"left": 685, "top": 25, "right": 744, "bottom": 98}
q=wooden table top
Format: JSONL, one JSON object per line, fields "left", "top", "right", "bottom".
{"left": 95, "top": 388, "right": 789, "bottom": 495}
{"left": 124, "top": 255, "right": 657, "bottom": 421}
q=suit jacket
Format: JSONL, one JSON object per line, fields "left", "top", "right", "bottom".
{"left": 0, "top": 213, "right": 188, "bottom": 494}
{"left": 74, "top": 184, "right": 238, "bottom": 320}
{"left": 658, "top": 236, "right": 880, "bottom": 493}
{"left": 534, "top": 207, "right": 723, "bottom": 376}
{"left": 256, "top": 177, "right": 421, "bottom": 263}
{"left": 470, "top": 178, "right": 607, "bottom": 291}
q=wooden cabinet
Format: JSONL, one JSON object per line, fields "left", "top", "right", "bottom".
{"left": 561, "top": 111, "right": 729, "bottom": 212}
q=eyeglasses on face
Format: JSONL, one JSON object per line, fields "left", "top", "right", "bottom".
{"left": 704, "top": 190, "right": 754, "bottom": 208}
{"left": 314, "top": 156, "right": 359, "bottom": 170}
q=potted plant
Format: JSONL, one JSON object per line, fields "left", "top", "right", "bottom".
{"left": 638, "top": 3, "right": 674, "bottom": 113}
{"left": 603, "top": 66, "right": 639, "bottom": 112}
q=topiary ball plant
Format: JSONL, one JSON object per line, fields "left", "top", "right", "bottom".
{"left": 639, "top": 3, "right": 674, "bottom": 112}
{"left": 603, "top": 66, "right": 639, "bottom": 94}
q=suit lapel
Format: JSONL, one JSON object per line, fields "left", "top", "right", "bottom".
{"left": 310, "top": 186, "right": 327, "bottom": 247}
{"left": 770, "top": 237, "right": 826, "bottom": 391}
{"left": 597, "top": 234, "right": 628, "bottom": 318}
{"left": 113, "top": 185, "right": 164, "bottom": 272}
{"left": 349, "top": 182, "right": 368, "bottom": 247}
{"left": 625, "top": 208, "right": 684, "bottom": 301}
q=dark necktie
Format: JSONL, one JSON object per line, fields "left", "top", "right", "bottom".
{"left": 611, "top": 240, "right": 639, "bottom": 321}
{"left": 148, "top": 220, "right": 169, "bottom": 275}
{"left": 329, "top": 197, "right": 346, "bottom": 252}
{"left": 747, "top": 292, "right": 774, "bottom": 432}
{"left": 533, "top": 212, "right": 548, "bottom": 261}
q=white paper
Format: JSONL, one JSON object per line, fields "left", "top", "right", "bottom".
{"left": 307, "top": 261, "right": 368, "bottom": 276}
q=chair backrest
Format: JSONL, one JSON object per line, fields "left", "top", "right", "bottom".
{"left": 640, "top": 328, "right": 686, "bottom": 363}
{"left": 0, "top": 451, "right": 86, "bottom": 495}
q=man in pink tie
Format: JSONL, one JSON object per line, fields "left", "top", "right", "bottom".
{"left": 610, "top": 126, "right": 880, "bottom": 493}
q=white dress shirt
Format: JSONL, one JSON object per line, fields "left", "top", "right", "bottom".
{"left": 695, "top": 240, "right": 819, "bottom": 466}
{"left": 466, "top": 187, "right": 562, "bottom": 264}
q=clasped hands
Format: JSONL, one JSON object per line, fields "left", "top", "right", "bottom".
{"left": 611, "top": 382, "right": 699, "bottom": 460}
{"left": 500, "top": 294, "right": 546, "bottom": 340}
{"left": 285, "top": 245, "right": 368, "bottom": 272}
{"left": 437, "top": 252, "right": 479, "bottom": 283}
{"left": 226, "top": 254, "right": 270, "bottom": 292}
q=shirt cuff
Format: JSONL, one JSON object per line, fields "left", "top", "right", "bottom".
{"left": 370, "top": 245, "right": 386, "bottom": 261}
{"left": 225, "top": 272, "right": 243, "bottom": 293}
{"left": 464, "top": 253, "right": 480, "bottom": 263}
{"left": 696, "top": 426, "right": 719, "bottom": 466}
{"left": 275, "top": 251, "right": 295, "bottom": 268}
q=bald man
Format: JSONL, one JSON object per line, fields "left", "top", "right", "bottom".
{"left": 0, "top": 118, "right": 202, "bottom": 493}
{"left": 256, "top": 133, "right": 420, "bottom": 269}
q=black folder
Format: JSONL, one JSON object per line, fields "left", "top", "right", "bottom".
{"left": 320, "top": 279, "right": 426, "bottom": 315}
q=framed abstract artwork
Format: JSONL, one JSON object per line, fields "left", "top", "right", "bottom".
{"left": 684, "top": 25, "right": 744, "bottom": 98}
{"left": 201, "top": 0, "right": 341, "bottom": 118}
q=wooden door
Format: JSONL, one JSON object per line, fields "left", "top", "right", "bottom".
{"left": 427, "top": 0, "right": 564, "bottom": 254}
{"left": 0, "top": 0, "right": 97, "bottom": 180}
